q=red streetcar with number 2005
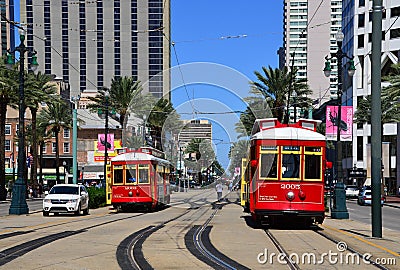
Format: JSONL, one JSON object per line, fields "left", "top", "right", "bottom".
{"left": 243, "top": 118, "right": 327, "bottom": 226}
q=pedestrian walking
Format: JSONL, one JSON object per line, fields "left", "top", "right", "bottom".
{"left": 216, "top": 181, "right": 223, "bottom": 202}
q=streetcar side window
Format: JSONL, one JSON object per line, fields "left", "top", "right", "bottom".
{"left": 260, "top": 153, "right": 278, "bottom": 179}
{"left": 126, "top": 165, "right": 137, "bottom": 184}
{"left": 113, "top": 168, "right": 123, "bottom": 184}
{"left": 138, "top": 164, "right": 149, "bottom": 184}
{"left": 282, "top": 154, "right": 300, "bottom": 179}
{"left": 304, "top": 155, "right": 321, "bottom": 180}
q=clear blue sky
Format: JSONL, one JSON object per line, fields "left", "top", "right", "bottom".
{"left": 170, "top": 1, "right": 283, "bottom": 171}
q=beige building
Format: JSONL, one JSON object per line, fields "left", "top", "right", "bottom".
{"left": 284, "top": 0, "right": 342, "bottom": 105}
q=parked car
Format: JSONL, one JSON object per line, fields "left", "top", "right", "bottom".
{"left": 345, "top": 185, "right": 359, "bottom": 198}
{"left": 357, "top": 189, "right": 384, "bottom": 206}
{"left": 43, "top": 184, "right": 90, "bottom": 216}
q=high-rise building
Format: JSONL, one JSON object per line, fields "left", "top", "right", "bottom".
{"left": 344, "top": 0, "right": 400, "bottom": 191}
{"left": 1, "top": 0, "right": 15, "bottom": 55}
{"left": 283, "top": 0, "right": 342, "bottom": 104}
{"left": 178, "top": 120, "right": 212, "bottom": 147}
{"left": 19, "top": 0, "right": 171, "bottom": 99}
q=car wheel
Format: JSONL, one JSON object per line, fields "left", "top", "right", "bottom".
{"left": 43, "top": 211, "right": 49, "bottom": 216}
{"left": 83, "top": 206, "right": 89, "bottom": 215}
{"left": 75, "top": 204, "right": 81, "bottom": 216}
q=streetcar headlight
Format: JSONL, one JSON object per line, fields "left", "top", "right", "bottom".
{"left": 286, "top": 191, "right": 295, "bottom": 201}
{"left": 298, "top": 190, "right": 306, "bottom": 200}
{"left": 128, "top": 191, "right": 133, "bottom": 197}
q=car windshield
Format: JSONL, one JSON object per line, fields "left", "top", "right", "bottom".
{"left": 49, "top": 186, "right": 79, "bottom": 195}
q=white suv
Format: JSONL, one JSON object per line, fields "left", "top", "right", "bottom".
{"left": 43, "top": 184, "right": 89, "bottom": 216}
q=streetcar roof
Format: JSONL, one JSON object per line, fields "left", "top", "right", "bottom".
{"left": 251, "top": 126, "right": 326, "bottom": 141}
{"left": 111, "top": 152, "right": 171, "bottom": 165}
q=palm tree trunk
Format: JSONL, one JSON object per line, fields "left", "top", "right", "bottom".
{"left": 30, "top": 108, "right": 38, "bottom": 189}
{"left": 0, "top": 101, "right": 8, "bottom": 200}
{"left": 55, "top": 128, "right": 60, "bottom": 183}
{"left": 39, "top": 141, "right": 44, "bottom": 185}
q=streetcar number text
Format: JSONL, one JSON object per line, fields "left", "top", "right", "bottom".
{"left": 281, "top": 184, "right": 300, "bottom": 190}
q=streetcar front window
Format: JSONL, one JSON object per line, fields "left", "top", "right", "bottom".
{"left": 260, "top": 153, "right": 278, "bottom": 179}
{"left": 113, "top": 169, "right": 123, "bottom": 184}
{"left": 282, "top": 154, "right": 300, "bottom": 179}
{"left": 304, "top": 155, "right": 321, "bottom": 179}
{"left": 126, "top": 165, "right": 137, "bottom": 184}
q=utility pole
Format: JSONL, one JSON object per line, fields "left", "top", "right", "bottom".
{"left": 71, "top": 95, "right": 80, "bottom": 184}
{"left": 371, "top": 0, "right": 383, "bottom": 238}
{"left": 104, "top": 90, "right": 110, "bottom": 186}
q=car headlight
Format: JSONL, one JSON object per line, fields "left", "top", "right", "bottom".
{"left": 44, "top": 199, "right": 51, "bottom": 203}
{"left": 68, "top": 199, "right": 78, "bottom": 203}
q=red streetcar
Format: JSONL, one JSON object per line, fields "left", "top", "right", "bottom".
{"left": 243, "top": 118, "right": 327, "bottom": 226}
{"left": 109, "top": 147, "right": 172, "bottom": 212}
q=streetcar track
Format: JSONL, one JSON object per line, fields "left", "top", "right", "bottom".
{"left": 0, "top": 213, "right": 147, "bottom": 266}
{"left": 315, "top": 229, "right": 391, "bottom": 270}
{"left": 0, "top": 212, "right": 145, "bottom": 240}
{"left": 116, "top": 208, "right": 193, "bottom": 269}
{"left": 263, "top": 226, "right": 390, "bottom": 270}
{"left": 186, "top": 200, "right": 251, "bottom": 270}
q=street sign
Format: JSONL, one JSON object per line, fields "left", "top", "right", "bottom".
{"left": 348, "top": 168, "right": 366, "bottom": 178}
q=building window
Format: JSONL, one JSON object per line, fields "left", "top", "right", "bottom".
{"left": 42, "top": 144, "right": 47, "bottom": 153}
{"left": 359, "top": 0, "right": 365, "bottom": 7}
{"left": 5, "top": 140, "right": 11, "bottom": 151}
{"left": 5, "top": 124, "right": 11, "bottom": 135}
{"left": 390, "top": 28, "right": 400, "bottom": 39}
{"left": 52, "top": 142, "right": 56, "bottom": 153}
{"left": 358, "top": 35, "right": 364, "bottom": 48}
{"left": 63, "top": 142, "right": 70, "bottom": 153}
{"left": 358, "top": 13, "right": 365, "bottom": 28}
{"left": 391, "top": 6, "right": 400, "bottom": 17}
{"left": 64, "top": 128, "right": 70, "bottom": 138}
{"left": 357, "top": 137, "right": 363, "bottom": 161}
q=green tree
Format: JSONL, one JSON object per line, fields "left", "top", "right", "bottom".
{"left": 37, "top": 101, "right": 72, "bottom": 183}
{"left": 251, "top": 66, "right": 312, "bottom": 123}
{"left": 228, "top": 140, "right": 250, "bottom": 176}
{"left": 87, "top": 76, "right": 144, "bottom": 127}
{"left": 185, "top": 138, "right": 216, "bottom": 184}
{"left": 25, "top": 71, "right": 56, "bottom": 188}
{"left": 147, "top": 98, "right": 182, "bottom": 151}
{"left": 0, "top": 63, "right": 18, "bottom": 200}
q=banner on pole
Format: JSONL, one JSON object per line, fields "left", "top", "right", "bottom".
{"left": 97, "top": 134, "right": 114, "bottom": 151}
{"left": 325, "top": 106, "right": 353, "bottom": 141}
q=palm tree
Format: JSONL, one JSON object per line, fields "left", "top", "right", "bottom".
{"left": 185, "top": 138, "right": 215, "bottom": 184}
{"left": 37, "top": 101, "right": 72, "bottom": 183}
{"left": 0, "top": 64, "right": 18, "bottom": 200}
{"left": 235, "top": 97, "right": 272, "bottom": 138}
{"left": 87, "top": 76, "right": 144, "bottom": 127}
{"left": 25, "top": 71, "right": 56, "bottom": 189}
{"left": 147, "top": 98, "right": 182, "bottom": 151}
{"left": 228, "top": 140, "right": 250, "bottom": 176}
{"left": 251, "top": 66, "right": 312, "bottom": 123}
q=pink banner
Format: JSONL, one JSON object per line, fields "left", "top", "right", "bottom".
{"left": 97, "top": 134, "right": 114, "bottom": 151}
{"left": 325, "top": 106, "right": 353, "bottom": 141}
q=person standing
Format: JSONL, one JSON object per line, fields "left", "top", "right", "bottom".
{"left": 216, "top": 182, "right": 223, "bottom": 202}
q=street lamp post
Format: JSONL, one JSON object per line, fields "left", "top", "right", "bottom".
{"left": 104, "top": 90, "right": 110, "bottom": 187}
{"left": 71, "top": 95, "right": 80, "bottom": 184}
{"left": 7, "top": 28, "right": 38, "bottom": 215}
{"left": 323, "top": 29, "right": 355, "bottom": 219}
